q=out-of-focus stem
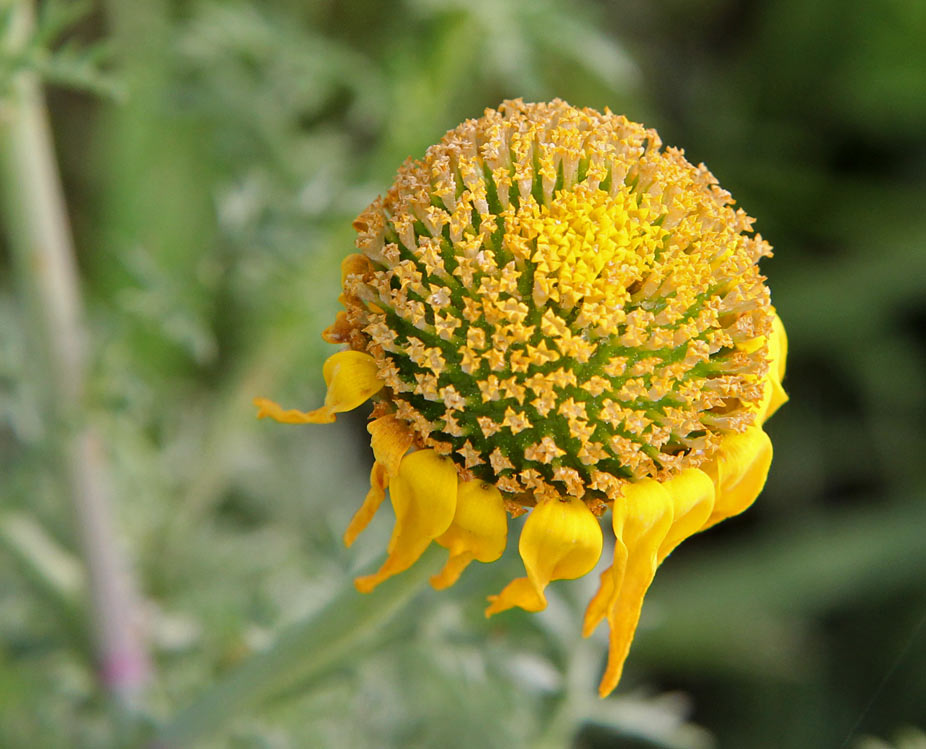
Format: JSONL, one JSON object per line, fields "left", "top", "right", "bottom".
{"left": 0, "top": 0, "right": 149, "bottom": 710}
{"left": 154, "top": 547, "right": 443, "bottom": 747}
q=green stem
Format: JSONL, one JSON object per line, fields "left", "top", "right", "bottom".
{"left": 153, "top": 547, "right": 443, "bottom": 747}
{"left": 0, "top": 0, "right": 149, "bottom": 712}
{"left": 0, "top": 510, "right": 90, "bottom": 649}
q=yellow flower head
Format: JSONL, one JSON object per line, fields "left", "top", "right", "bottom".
{"left": 256, "top": 99, "right": 788, "bottom": 696}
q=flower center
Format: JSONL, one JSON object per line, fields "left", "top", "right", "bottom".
{"left": 527, "top": 184, "right": 665, "bottom": 314}
{"left": 334, "top": 99, "right": 773, "bottom": 505}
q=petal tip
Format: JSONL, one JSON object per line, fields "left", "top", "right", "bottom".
{"left": 353, "top": 575, "right": 379, "bottom": 594}
{"left": 429, "top": 551, "right": 474, "bottom": 590}
{"left": 484, "top": 595, "right": 509, "bottom": 618}
{"left": 252, "top": 396, "right": 336, "bottom": 424}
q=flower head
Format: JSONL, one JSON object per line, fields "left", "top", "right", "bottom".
{"left": 256, "top": 99, "right": 787, "bottom": 696}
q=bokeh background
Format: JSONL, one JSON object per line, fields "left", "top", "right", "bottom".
{"left": 2, "top": 1, "right": 925, "bottom": 747}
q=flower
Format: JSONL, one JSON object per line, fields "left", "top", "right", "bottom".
{"left": 255, "top": 99, "right": 788, "bottom": 696}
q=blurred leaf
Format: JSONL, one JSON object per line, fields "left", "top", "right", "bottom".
{"left": 0, "top": 0, "right": 120, "bottom": 99}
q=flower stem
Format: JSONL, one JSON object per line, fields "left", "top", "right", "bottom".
{"left": 153, "top": 547, "right": 443, "bottom": 747}
{"left": 0, "top": 0, "right": 149, "bottom": 713}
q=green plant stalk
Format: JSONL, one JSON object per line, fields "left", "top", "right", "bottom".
{"left": 0, "top": 510, "right": 91, "bottom": 650}
{"left": 0, "top": 0, "right": 149, "bottom": 711}
{"left": 154, "top": 546, "right": 444, "bottom": 747}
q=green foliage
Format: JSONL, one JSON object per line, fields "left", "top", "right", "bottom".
{"left": 0, "top": 0, "right": 119, "bottom": 99}
{"left": 1, "top": 0, "right": 925, "bottom": 747}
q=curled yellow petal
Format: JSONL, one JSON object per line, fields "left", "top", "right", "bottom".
{"left": 758, "top": 312, "right": 789, "bottom": 422}
{"left": 254, "top": 350, "right": 383, "bottom": 425}
{"left": 253, "top": 396, "right": 333, "bottom": 424}
{"left": 657, "top": 468, "right": 715, "bottom": 564}
{"left": 760, "top": 376, "right": 789, "bottom": 423}
{"left": 354, "top": 450, "right": 458, "bottom": 593}
{"left": 740, "top": 311, "right": 788, "bottom": 423}
{"left": 431, "top": 480, "right": 507, "bottom": 590}
{"left": 597, "top": 479, "right": 674, "bottom": 697}
{"left": 344, "top": 462, "right": 388, "bottom": 548}
{"left": 342, "top": 417, "right": 413, "bottom": 547}
{"left": 486, "top": 496, "right": 602, "bottom": 616}
{"left": 701, "top": 426, "right": 773, "bottom": 532}
{"left": 320, "top": 350, "right": 384, "bottom": 417}
{"left": 584, "top": 472, "right": 702, "bottom": 640}
{"left": 581, "top": 553, "right": 625, "bottom": 638}
{"left": 368, "top": 415, "right": 414, "bottom": 478}
{"left": 771, "top": 311, "right": 788, "bottom": 382}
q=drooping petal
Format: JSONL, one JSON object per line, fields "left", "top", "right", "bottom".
{"left": 583, "top": 480, "right": 670, "bottom": 638}
{"left": 343, "top": 415, "right": 414, "bottom": 547}
{"left": 771, "top": 311, "right": 788, "bottom": 383}
{"left": 431, "top": 480, "right": 507, "bottom": 590}
{"left": 254, "top": 350, "right": 383, "bottom": 424}
{"left": 657, "top": 468, "right": 715, "bottom": 564}
{"left": 354, "top": 450, "right": 458, "bottom": 593}
{"left": 320, "top": 350, "right": 384, "bottom": 416}
{"left": 597, "top": 479, "right": 674, "bottom": 697}
{"left": 740, "top": 311, "right": 788, "bottom": 424}
{"left": 486, "top": 496, "right": 602, "bottom": 616}
{"left": 368, "top": 415, "right": 414, "bottom": 478}
{"left": 581, "top": 549, "right": 626, "bottom": 638}
{"left": 701, "top": 426, "right": 773, "bottom": 532}
{"left": 342, "top": 416, "right": 413, "bottom": 547}
{"left": 760, "top": 376, "right": 789, "bottom": 423}
{"left": 253, "top": 397, "right": 332, "bottom": 424}
{"left": 758, "top": 312, "right": 789, "bottom": 422}
{"left": 583, "top": 472, "right": 705, "bottom": 641}
{"left": 344, "top": 462, "right": 389, "bottom": 548}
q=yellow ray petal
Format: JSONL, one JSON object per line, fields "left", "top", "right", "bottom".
{"left": 253, "top": 397, "right": 334, "bottom": 424}
{"left": 657, "top": 468, "right": 715, "bottom": 564}
{"left": 701, "top": 426, "right": 773, "bottom": 532}
{"left": 581, "top": 547, "right": 626, "bottom": 638}
{"left": 344, "top": 462, "right": 388, "bottom": 548}
{"left": 760, "top": 376, "right": 789, "bottom": 423}
{"left": 486, "top": 496, "right": 602, "bottom": 616}
{"left": 343, "top": 415, "right": 415, "bottom": 547}
{"left": 740, "top": 311, "right": 788, "bottom": 423}
{"left": 598, "top": 479, "right": 674, "bottom": 697}
{"left": 342, "top": 417, "right": 413, "bottom": 547}
{"left": 758, "top": 312, "right": 789, "bottom": 422}
{"left": 354, "top": 450, "right": 458, "bottom": 593}
{"left": 368, "top": 415, "right": 414, "bottom": 478}
{"left": 431, "top": 480, "right": 507, "bottom": 590}
{"left": 320, "top": 350, "right": 384, "bottom": 416}
{"left": 254, "top": 350, "right": 383, "bottom": 424}
{"left": 771, "top": 311, "right": 788, "bottom": 383}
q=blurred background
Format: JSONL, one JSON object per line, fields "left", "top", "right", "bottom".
{"left": 1, "top": 0, "right": 925, "bottom": 747}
